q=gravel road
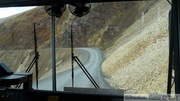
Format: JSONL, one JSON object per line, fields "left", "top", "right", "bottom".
{"left": 33, "top": 48, "right": 110, "bottom": 91}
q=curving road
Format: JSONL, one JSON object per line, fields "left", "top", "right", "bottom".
{"left": 33, "top": 48, "right": 110, "bottom": 91}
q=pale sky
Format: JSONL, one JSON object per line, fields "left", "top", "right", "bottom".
{"left": 0, "top": 6, "right": 36, "bottom": 19}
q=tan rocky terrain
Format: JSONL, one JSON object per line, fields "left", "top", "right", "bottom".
{"left": 0, "top": 0, "right": 172, "bottom": 94}
{"left": 102, "top": 0, "right": 171, "bottom": 94}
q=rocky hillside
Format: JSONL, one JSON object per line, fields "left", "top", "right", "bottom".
{"left": 0, "top": 1, "right": 154, "bottom": 79}
{"left": 102, "top": 0, "right": 171, "bottom": 94}
{"left": 0, "top": 1, "right": 155, "bottom": 50}
{"left": 0, "top": 0, "right": 171, "bottom": 94}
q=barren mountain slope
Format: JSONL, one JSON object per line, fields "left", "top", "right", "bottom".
{"left": 102, "top": 0, "right": 171, "bottom": 94}
{"left": 0, "top": 0, "right": 171, "bottom": 94}
{"left": 0, "top": 2, "right": 155, "bottom": 50}
{"left": 0, "top": 2, "right": 153, "bottom": 80}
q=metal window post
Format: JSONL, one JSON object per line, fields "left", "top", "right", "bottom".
{"left": 172, "top": 0, "right": 180, "bottom": 94}
{"left": 52, "top": 15, "right": 56, "bottom": 91}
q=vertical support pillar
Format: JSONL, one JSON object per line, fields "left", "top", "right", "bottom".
{"left": 167, "top": 9, "right": 173, "bottom": 94}
{"left": 71, "top": 23, "right": 74, "bottom": 87}
{"left": 34, "top": 23, "right": 39, "bottom": 89}
{"left": 172, "top": 0, "right": 180, "bottom": 94}
{"left": 52, "top": 15, "right": 56, "bottom": 91}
